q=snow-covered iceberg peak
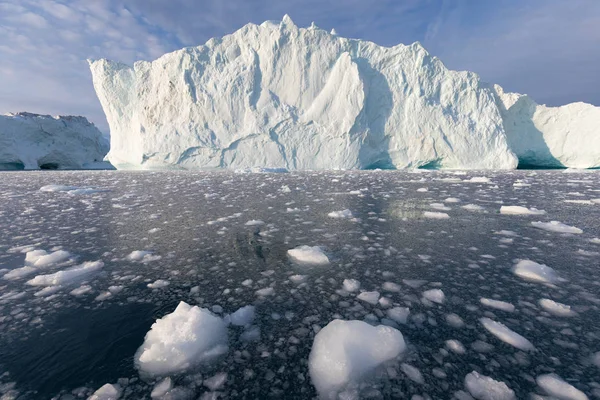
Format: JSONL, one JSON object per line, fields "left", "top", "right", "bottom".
{"left": 89, "top": 15, "right": 519, "bottom": 170}
{"left": 0, "top": 112, "right": 109, "bottom": 170}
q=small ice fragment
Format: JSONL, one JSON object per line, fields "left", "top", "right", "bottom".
{"left": 147, "top": 280, "right": 169, "bottom": 289}
{"left": 539, "top": 299, "right": 576, "bottom": 317}
{"left": 255, "top": 287, "right": 275, "bottom": 297}
{"left": 386, "top": 307, "right": 409, "bottom": 324}
{"left": 308, "top": 319, "right": 406, "bottom": 397}
{"left": 446, "top": 313, "right": 465, "bottom": 328}
{"left": 342, "top": 279, "right": 361, "bottom": 292}
{"left": 229, "top": 305, "right": 255, "bottom": 326}
{"left": 70, "top": 285, "right": 92, "bottom": 296}
{"left": 135, "top": 301, "right": 228, "bottom": 376}
{"left": 446, "top": 340, "right": 466, "bottom": 354}
{"left": 422, "top": 289, "right": 445, "bottom": 304}
{"left": 289, "top": 274, "right": 307, "bottom": 284}
{"left": 150, "top": 377, "right": 172, "bottom": 398}
{"left": 464, "top": 371, "right": 515, "bottom": 400}
{"left": 423, "top": 211, "right": 450, "bottom": 219}
{"left": 204, "top": 372, "right": 228, "bottom": 391}
{"left": 445, "top": 197, "right": 461, "bottom": 203}
{"left": 513, "top": 260, "right": 558, "bottom": 284}
{"left": 480, "top": 298, "right": 515, "bottom": 312}
{"left": 357, "top": 291, "right": 380, "bottom": 305}
{"left": 467, "top": 177, "right": 491, "bottom": 183}
{"left": 536, "top": 374, "right": 588, "bottom": 400}
{"left": 480, "top": 317, "right": 534, "bottom": 351}
{"left": 462, "top": 204, "right": 484, "bottom": 212}
{"left": 245, "top": 220, "right": 265, "bottom": 226}
{"left": 3, "top": 266, "right": 37, "bottom": 280}
{"left": 531, "top": 221, "right": 583, "bottom": 234}
{"left": 89, "top": 383, "right": 122, "bottom": 400}
{"left": 400, "top": 363, "right": 424, "bottom": 384}
{"left": 500, "top": 206, "right": 546, "bottom": 215}
{"left": 26, "top": 261, "right": 103, "bottom": 286}
{"left": 328, "top": 209, "right": 353, "bottom": 219}
{"left": 127, "top": 250, "right": 152, "bottom": 261}
{"left": 287, "top": 245, "right": 330, "bottom": 266}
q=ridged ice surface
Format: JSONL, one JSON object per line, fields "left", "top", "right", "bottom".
{"left": 0, "top": 112, "right": 109, "bottom": 170}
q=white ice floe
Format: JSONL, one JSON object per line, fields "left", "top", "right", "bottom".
{"left": 147, "top": 280, "right": 170, "bottom": 289}
{"left": 228, "top": 305, "right": 255, "bottom": 326}
{"left": 467, "top": 177, "right": 492, "bottom": 183}
{"left": 539, "top": 299, "right": 577, "bottom": 317}
{"left": 244, "top": 220, "right": 265, "bottom": 226}
{"left": 89, "top": 383, "right": 122, "bottom": 400}
{"left": 308, "top": 319, "right": 406, "bottom": 397}
{"left": 357, "top": 291, "right": 381, "bottom": 305}
{"left": 593, "top": 352, "right": 600, "bottom": 368}
{"left": 328, "top": 209, "right": 353, "bottom": 219}
{"left": 26, "top": 249, "right": 72, "bottom": 268}
{"left": 445, "top": 197, "right": 461, "bottom": 203}
{"left": 531, "top": 221, "right": 583, "bottom": 234}
{"left": 126, "top": 250, "right": 155, "bottom": 262}
{"left": 512, "top": 260, "right": 559, "bottom": 284}
{"left": 536, "top": 374, "right": 589, "bottom": 400}
{"left": 480, "top": 298, "right": 515, "bottom": 312}
{"left": 287, "top": 245, "right": 330, "bottom": 266}
{"left": 480, "top": 317, "right": 534, "bottom": 351}
{"left": 401, "top": 363, "right": 424, "bottom": 384}
{"left": 204, "top": 372, "right": 228, "bottom": 391}
{"left": 255, "top": 287, "right": 275, "bottom": 297}
{"left": 430, "top": 203, "right": 451, "bottom": 211}
{"left": 500, "top": 206, "right": 546, "bottom": 215}
{"left": 26, "top": 261, "right": 103, "bottom": 286}
{"left": 386, "top": 307, "right": 410, "bottom": 324}
{"left": 423, "top": 211, "right": 450, "bottom": 219}
{"left": 342, "top": 278, "right": 361, "bottom": 292}
{"left": 3, "top": 266, "right": 37, "bottom": 280}
{"left": 422, "top": 289, "right": 445, "bottom": 304}
{"left": 464, "top": 371, "right": 515, "bottom": 400}
{"left": 135, "top": 301, "right": 228, "bottom": 376}
{"left": 446, "top": 340, "right": 466, "bottom": 354}
{"left": 150, "top": 378, "right": 172, "bottom": 398}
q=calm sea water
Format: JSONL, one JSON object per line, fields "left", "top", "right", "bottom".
{"left": 0, "top": 170, "right": 599, "bottom": 399}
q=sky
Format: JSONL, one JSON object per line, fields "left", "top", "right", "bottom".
{"left": 1, "top": 0, "right": 599, "bottom": 135}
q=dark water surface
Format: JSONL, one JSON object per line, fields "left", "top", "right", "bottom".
{"left": 0, "top": 170, "right": 599, "bottom": 399}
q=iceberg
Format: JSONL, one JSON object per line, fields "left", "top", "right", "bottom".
{"left": 89, "top": 16, "right": 599, "bottom": 170}
{"left": 0, "top": 112, "right": 109, "bottom": 170}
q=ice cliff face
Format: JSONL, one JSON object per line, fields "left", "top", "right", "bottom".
{"left": 492, "top": 85, "right": 600, "bottom": 168}
{"left": 0, "top": 112, "right": 109, "bottom": 170}
{"left": 88, "top": 15, "right": 598, "bottom": 170}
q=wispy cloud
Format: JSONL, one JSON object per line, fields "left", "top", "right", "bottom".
{"left": 0, "top": 0, "right": 598, "bottom": 134}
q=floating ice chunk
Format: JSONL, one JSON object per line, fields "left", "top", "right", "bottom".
{"left": 531, "top": 221, "right": 583, "bottom": 234}
{"left": 204, "top": 372, "right": 228, "bottom": 391}
{"left": 70, "top": 284, "right": 92, "bottom": 296}
{"left": 430, "top": 203, "right": 451, "bottom": 211}
{"left": 342, "top": 279, "right": 361, "bottom": 292}
{"left": 480, "top": 298, "right": 515, "bottom": 312}
{"left": 445, "top": 197, "right": 461, "bottom": 203}
{"left": 500, "top": 206, "right": 546, "bottom": 215}
{"left": 135, "top": 301, "right": 228, "bottom": 376}
{"left": 446, "top": 313, "right": 465, "bottom": 328}
{"left": 229, "top": 305, "right": 255, "bottom": 326}
{"left": 536, "top": 374, "right": 588, "bottom": 400}
{"left": 287, "top": 245, "right": 330, "bottom": 266}
{"left": 26, "top": 261, "right": 103, "bottom": 286}
{"left": 255, "top": 287, "right": 275, "bottom": 297}
{"left": 27, "top": 249, "right": 71, "bottom": 268}
{"left": 593, "top": 352, "right": 600, "bottom": 367}
{"left": 480, "top": 317, "right": 534, "bottom": 351}
{"left": 328, "top": 209, "right": 353, "bottom": 218}
{"left": 89, "top": 383, "right": 122, "bottom": 400}
{"left": 150, "top": 377, "right": 172, "bottom": 398}
{"left": 462, "top": 204, "right": 484, "bottom": 212}
{"left": 127, "top": 250, "right": 152, "bottom": 261}
{"left": 308, "top": 319, "right": 406, "bottom": 397}
{"left": 147, "top": 280, "right": 169, "bottom": 289}
{"left": 423, "top": 211, "right": 450, "bottom": 219}
{"left": 539, "top": 299, "right": 576, "bottom": 317}
{"left": 401, "top": 363, "right": 424, "bottom": 384}
{"left": 3, "top": 266, "right": 37, "bottom": 280}
{"left": 382, "top": 281, "right": 402, "bottom": 292}
{"left": 39, "top": 185, "right": 79, "bottom": 192}
{"left": 467, "top": 177, "right": 491, "bottom": 183}
{"left": 464, "top": 371, "right": 515, "bottom": 400}
{"left": 513, "top": 260, "right": 559, "bottom": 284}
{"left": 590, "top": 238, "right": 600, "bottom": 244}
{"left": 422, "top": 289, "right": 445, "bottom": 304}
{"left": 386, "top": 307, "right": 410, "bottom": 324}
{"left": 289, "top": 274, "right": 307, "bottom": 284}
{"left": 417, "top": 188, "right": 428, "bottom": 192}
{"left": 446, "top": 340, "right": 466, "bottom": 354}
{"left": 357, "top": 291, "right": 380, "bottom": 305}
{"left": 245, "top": 220, "right": 265, "bottom": 226}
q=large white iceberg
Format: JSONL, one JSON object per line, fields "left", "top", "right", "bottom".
{"left": 0, "top": 112, "right": 109, "bottom": 170}
{"left": 89, "top": 16, "right": 599, "bottom": 170}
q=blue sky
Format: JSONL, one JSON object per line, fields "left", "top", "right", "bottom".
{"left": 1, "top": 0, "right": 599, "bottom": 134}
